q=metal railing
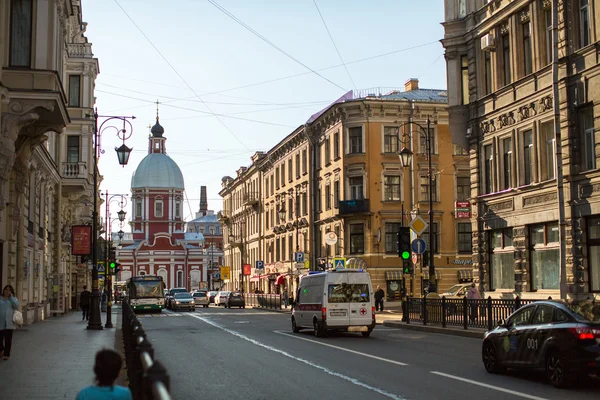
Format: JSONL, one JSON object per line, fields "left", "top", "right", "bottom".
{"left": 122, "top": 302, "right": 172, "bottom": 400}
{"left": 245, "top": 293, "right": 282, "bottom": 310}
{"left": 403, "top": 296, "right": 546, "bottom": 331}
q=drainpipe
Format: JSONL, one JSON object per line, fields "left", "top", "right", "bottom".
{"left": 306, "top": 123, "right": 317, "bottom": 271}
{"left": 552, "top": 0, "right": 567, "bottom": 300}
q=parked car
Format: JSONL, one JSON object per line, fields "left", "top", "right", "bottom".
{"left": 214, "top": 291, "right": 231, "bottom": 306}
{"left": 440, "top": 283, "right": 474, "bottom": 315}
{"left": 166, "top": 287, "right": 188, "bottom": 310}
{"left": 207, "top": 291, "right": 219, "bottom": 304}
{"left": 171, "top": 292, "right": 195, "bottom": 312}
{"left": 482, "top": 300, "right": 600, "bottom": 388}
{"left": 192, "top": 291, "right": 210, "bottom": 308}
{"left": 225, "top": 292, "right": 245, "bottom": 309}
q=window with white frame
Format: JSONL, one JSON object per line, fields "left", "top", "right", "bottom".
{"left": 334, "top": 180, "right": 340, "bottom": 208}
{"left": 586, "top": 217, "right": 600, "bottom": 292}
{"left": 302, "top": 149, "right": 307, "bottom": 174}
{"left": 335, "top": 225, "right": 342, "bottom": 256}
{"left": 348, "top": 127, "right": 363, "bottom": 154}
{"left": 177, "top": 270, "right": 183, "bottom": 287}
{"left": 349, "top": 176, "right": 363, "bottom": 200}
{"left": 580, "top": 106, "right": 595, "bottom": 171}
{"left": 419, "top": 128, "right": 436, "bottom": 155}
{"left": 522, "top": 19, "right": 533, "bottom": 76}
{"left": 385, "top": 222, "right": 402, "bottom": 254}
{"left": 541, "top": 121, "right": 555, "bottom": 180}
{"left": 502, "top": 137, "right": 513, "bottom": 189}
{"left": 501, "top": 30, "right": 511, "bottom": 86}
{"left": 67, "top": 136, "right": 80, "bottom": 163}
{"left": 135, "top": 199, "right": 142, "bottom": 219}
{"left": 383, "top": 175, "right": 401, "bottom": 201}
{"left": 530, "top": 222, "right": 559, "bottom": 290}
{"left": 456, "top": 175, "right": 470, "bottom": 201}
{"left": 155, "top": 198, "right": 163, "bottom": 218}
{"left": 484, "top": 50, "right": 492, "bottom": 95}
{"left": 68, "top": 76, "right": 81, "bottom": 107}
{"left": 483, "top": 144, "right": 494, "bottom": 193}
{"left": 325, "top": 137, "right": 331, "bottom": 165}
{"left": 489, "top": 229, "right": 515, "bottom": 290}
{"left": 288, "top": 159, "right": 293, "bottom": 182}
{"left": 542, "top": 5, "right": 552, "bottom": 66}
{"left": 384, "top": 127, "right": 399, "bottom": 153}
{"left": 419, "top": 174, "right": 438, "bottom": 202}
{"left": 295, "top": 154, "right": 300, "bottom": 178}
{"left": 175, "top": 198, "right": 181, "bottom": 218}
{"left": 325, "top": 184, "right": 331, "bottom": 210}
{"left": 422, "top": 222, "right": 439, "bottom": 254}
{"left": 9, "top": 0, "right": 33, "bottom": 67}
{"left": 281, "top": 163, "right": 285, "bottom": 185}
{"left": 454, "top": 144, "right": 468, "bottom": 155}
{"left": 334, "top": 131, "right": 340, "bottom": 159}
{"left": 461, "top": 55, "right": 469, "bottom": 105}
{"left": 523, "top": 129, "right": 534, "bottom": 185}
{"left": 457, "top": 222, "right": 472, "bottom": 253}
{"left": 302, "top": 192, "right": 308, "bottom": 215}
{"left": 349, "top": 223, "right": 365, "bottom": 254}
{"left": 579, "top": 0, "right": 591, "bottom": 48}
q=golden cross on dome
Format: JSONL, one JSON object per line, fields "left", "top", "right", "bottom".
{"left": 155, "top": 99, "right": 160, "bottom": 120}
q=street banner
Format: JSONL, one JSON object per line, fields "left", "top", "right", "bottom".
{"left": 71, "top": 225, "right": 92, "bottom": 255}
{"left": 243, "top": 264, "right": 251, "bottom": 275}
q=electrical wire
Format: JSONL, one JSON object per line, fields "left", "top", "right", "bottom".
{"left": 207, "top": 0, "right": 347, "bottom": 92}
{"left": 113, "top": 0, "right": 251, "bottom": 150}
{"left": 312, "top": 0, "right": 357, "bottom": 93}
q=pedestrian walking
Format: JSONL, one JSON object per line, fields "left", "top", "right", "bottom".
{"left": 374, "top": 285, "right": 385, "bottom": 312}
{"left": 76, "top": 349, "right": 132, "bottom": 400}
{"left": 283, "top": 288, "right": 289, "bottom": 308}
{"left": 0, "top": 284, "right": 20, "bottom": 360}
{"left": 101, "top": 289, "right": 107, "bottom": 312}
{"left": 466, "top": 282, "right": 481, "bottom": 323}
{"left": 80, "top": 285, "right": 91, "bottom": 321}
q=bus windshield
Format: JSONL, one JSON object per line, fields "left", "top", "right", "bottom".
{"left": 130, "top": 279, "right": 164, "bottom": 299}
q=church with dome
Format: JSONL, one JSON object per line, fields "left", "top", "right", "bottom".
{"left": 115, "top": 116, "right": 219, "bottom": 291}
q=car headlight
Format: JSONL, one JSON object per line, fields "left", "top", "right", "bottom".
{"left": 191, "top": 300, "right": 195, "bottom": 304}
{"left": 176, "top": 301, "right": 181, "bottom": 304}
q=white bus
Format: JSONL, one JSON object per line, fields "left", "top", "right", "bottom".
{"left": 126, "top": 275, "right": 166, "bottom": 313}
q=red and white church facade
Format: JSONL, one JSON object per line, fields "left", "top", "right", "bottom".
{"left": 115, "top": 117, "right": 219, "bottom": 290}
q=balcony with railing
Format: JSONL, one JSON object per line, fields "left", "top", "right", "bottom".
{"left": 67, "top": 43, "right": 94, "bottom": 58}
{"left": 243, "top": 192, "right": 260, "bottom": 207}
{"left": 62, "top": 162, "right": 87, "bottom": 179}
{"left": 338, "top": 199, "right": 370, "bottom": 215}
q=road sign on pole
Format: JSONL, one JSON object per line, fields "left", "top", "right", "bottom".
{"left": 409, "top": 215, "right": 429, "bottom": 236}
{"left": 294, "top": 252, "right": 305, "bottom": 263}
{"left": 255, "top": 260, "right": 264, "bottom": 270}
{"left": 411, "top": 238, "right": 427, "bottom": 255}
{"left": 333, "top": 258, "right": 346, "bottom": 269}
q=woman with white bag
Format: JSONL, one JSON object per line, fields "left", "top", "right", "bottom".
{"left": 0, "top": 284, "right": 20, "bottom": 360}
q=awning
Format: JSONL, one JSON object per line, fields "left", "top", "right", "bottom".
{"left": 385, "top": 270, "right": 404, "bottom": 280}
{"left": 457, "top": 269, "right": 474, "bottom": 281}
{"left": 423, "top": 270, "right": 442, "bottom": 280}
{"left": 275, "top": 274, "right": 288, "bottom": 285}
{"left": 249, "top": 274, "right": 269, "bottom": 282}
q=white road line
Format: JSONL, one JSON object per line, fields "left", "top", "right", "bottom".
{"left": 275, "top": 331, "right": 408, "bottom": 366}
{"left": 430, "top": 371, "right": 550, "bottom": 400}
{"left": 187, "top": 313, "right": 405, "bottom": 400}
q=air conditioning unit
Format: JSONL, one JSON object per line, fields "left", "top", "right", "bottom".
{"left": 481, "top": 34, "right": 496, "bottom": 51}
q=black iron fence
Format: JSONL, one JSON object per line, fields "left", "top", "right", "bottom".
{"left": 122, "top": 302, "right": 172, "bottom": 400}
{"left": 245, "top": 293, "right": 282, "bottom": 309}
{"left": 403, "top": 296, "right": 546, "bottom": 331}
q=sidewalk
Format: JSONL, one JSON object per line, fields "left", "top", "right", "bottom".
{"left": 0, "top": 307, "right": 123, "bottom": 400}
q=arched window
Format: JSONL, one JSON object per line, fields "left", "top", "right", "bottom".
{"left": 175, "top": 197, "right": 181, "bottom": 219}
{"left": 158, "top": 268, "right": 168, "bottom": 284}
{"left": 155, "top": 196, "right": 163, "bottom": 218}
{"left": 139, "top": 270, "right": 146, "bottom": 276}
{"left": 177, "top": 270, "right": 183, "bottom": 287}
{"left": 135, "top": 196, "right": 142, "bottom": 219}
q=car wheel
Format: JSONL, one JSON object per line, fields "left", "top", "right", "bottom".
{"left": 313, "top": 320, "right": 325, "bottom": 338}
{"left": 361, "top": 330, "right": 372, "bottom": 338}
{"left": 292, "top": 317, "right": 300, "bottom": 333}
{"left": 482, "top": 342, "right": 504, "bottom": 374}
{"left": 242, "top": 306, "right": 245, "bottom": 309}
{"left": 546, "top": 351, "right": 574, "bottom": 388}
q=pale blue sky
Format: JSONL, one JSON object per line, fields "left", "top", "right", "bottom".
{"left": 84, "top": 0, "right": 447, "bottom": 225}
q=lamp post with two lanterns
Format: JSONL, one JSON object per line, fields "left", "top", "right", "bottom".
{"left": 104, "top": 192, "right": 128, "bottom": 328}
{"left": 278, "top": 183, "right": 306, "bottom": 296}
{"left": 87, "top": 109, "right": 135, "bottom": 331}
{"left": 397, "top": 113, "right": 437, "bottom": 295}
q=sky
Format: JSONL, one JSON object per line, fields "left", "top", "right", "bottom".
{"left": 83, "top": 0, "right": 448, "bottom": 228}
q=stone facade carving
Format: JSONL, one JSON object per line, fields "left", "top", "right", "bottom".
{"left": 579, "top": 183, "right": 600, "bottom": 198}
{"left": 523, "top": 192, "right": 558, "bottom": 207}
{"left": 486, "top": 199, "right": 513, "bottom": 212}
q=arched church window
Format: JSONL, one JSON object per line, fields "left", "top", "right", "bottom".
{"left": 175, "top": 197, "right": 181, "bottom": 219}
{"left": 155, "top": 197, "right": 163, "bottom": 218}
{"left": 177, "top": 270, "right": 184, "bottom": 287}
{"left": 135, "top": 197, "right": 142, "bottom": 219}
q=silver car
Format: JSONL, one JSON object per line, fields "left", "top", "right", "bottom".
{"left": 171, "top": 292, "right": 195, "bottom": 311}
{"left": 192, "top": 291, "right": 209, "bottom": 308}
{"left": 214, "top": 291, "right": 231, "bottom": 306}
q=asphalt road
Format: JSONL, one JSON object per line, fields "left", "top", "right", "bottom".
{"left": 137, "top": 307, "right": 599, "bottom": 400}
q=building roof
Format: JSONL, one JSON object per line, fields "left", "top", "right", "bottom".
{"left": 184, "top": 232, "right": 205, "bottom": 241}
{"left": 131, "top": 153, "right": 185, "bottom": 189}
{"left": 189, "top": 213, "right": 219, "bottom": 223}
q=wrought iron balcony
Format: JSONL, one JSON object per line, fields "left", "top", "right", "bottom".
{"left": 243, "top": 192, "right": 260, "bottom": 206}
{"left": 338, "top": 199, "right": 370, "bottom": 215}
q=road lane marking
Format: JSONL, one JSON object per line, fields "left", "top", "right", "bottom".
{"left": 275, "top": 331, "right": 408, "bottom": 366}
{"left": 187, "top": 314, "right": 405, "bottom": 400}
{"left": 430, "top": 371, "right": 550, "bottom": 400}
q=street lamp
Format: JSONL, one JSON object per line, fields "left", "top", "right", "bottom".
{"left": 87, "top": 109, "right": 135, "bottom": 331}
{"left": 397, "top": 115, "right": 437, "bottom": 294}
{"left": 103, "top": 192, "right": 128, "bottom": 329}
{"left": 278, "top": 184, "right": 306, "bottom": 298}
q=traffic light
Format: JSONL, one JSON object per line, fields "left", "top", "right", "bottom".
{"left": 397, "top": 227, "right": 411, "bottom": 260}
{"left": 402, "top": 259, "right": 412, "bottom": 275}
{"left": 108, "top": 260, "right": 120, "bottom": 275}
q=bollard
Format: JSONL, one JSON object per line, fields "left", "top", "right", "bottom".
{"left": 441, "top": 296, "right": 446, "bottom": 328}
{"left": 143, "top": 360, "right": 170, "bottom": 400}
{"left": 463, "top": 296, "right": 468, "bottom": 330}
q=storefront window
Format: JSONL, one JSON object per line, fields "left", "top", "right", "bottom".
{"left": 489, "top": 228, "right": 514, "bottom": 290}
{"left": 530, "top": 223, "right": 559, "bottom": 290}
{"left": 587, "top": 217, "right": 600, "bottom": 292}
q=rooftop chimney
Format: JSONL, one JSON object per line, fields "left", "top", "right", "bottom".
{"left": 404, "top": 78, "right": 419, "bottom": 92}
{"left": 199, "top": 186, "right": 208, "bottom": 216}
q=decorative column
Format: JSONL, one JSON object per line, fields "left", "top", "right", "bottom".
{"left": 512, "top": 226, "right": 528, "bottom": 293}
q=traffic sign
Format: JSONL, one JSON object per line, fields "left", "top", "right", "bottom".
{"left": 97, "top": 264, "right": 105, "bottom": 272}
{"left": 333, "top": 258, "right": 346, "bottom": 269}
{"left": 294, "top": 252, "right": 305, "bottom": 263}
{"left": 412, "top": 253, "right": 418, "bottom": 264}
{"left": 411, "top": 238, "right": 427, "bottom": 255}
{"left": 255, "top": 260, "right": 264, "bottom": 269}
{"left": 409, "top": 215, "right": 429, "bottom": 236}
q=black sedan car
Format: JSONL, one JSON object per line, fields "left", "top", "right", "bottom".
{"left": 482, "top": 300, "right": 600, "bottom": 388}
{"left": 225, "top": 291, "right": 245, "bottom": 309}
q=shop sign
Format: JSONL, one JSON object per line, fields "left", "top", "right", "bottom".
{"left": 455, "top": 201, "right": 471, "bottom": 219}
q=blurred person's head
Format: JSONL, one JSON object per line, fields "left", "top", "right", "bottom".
{"left": 93, "top": 349, "right": 123, "bottom": 386}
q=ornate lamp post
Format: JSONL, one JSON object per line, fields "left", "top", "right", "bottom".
{"left": 104, "top": 192, "right": 128, "bottom": 329}
{"left": 87, "top": 110, "right": 134, "bottom": 331}
{"left": 397, "top": 116, "right": 437, "bottom": 294}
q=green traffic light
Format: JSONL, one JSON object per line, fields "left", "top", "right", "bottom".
{"left": 109, "top": 262, "right": 116, "bottom": 269}
{"left": 401, "top": 251, "right": 410, "bottom": 260}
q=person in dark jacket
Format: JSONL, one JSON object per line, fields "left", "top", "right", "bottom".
{"left": 374, "top": 285, "right": 385, "bottom": 312}
{"left": 80, "top": 286, "right": 91, "bottom": 321}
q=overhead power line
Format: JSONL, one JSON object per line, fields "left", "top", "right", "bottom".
{"left": 207, "top": 0, "right": 347, "bottom": 92}
{"left": 312, "top": 0, "right": 357, "bottom": 93}
{"left": 113, "top": 0, "right": 251, "bottom": 150}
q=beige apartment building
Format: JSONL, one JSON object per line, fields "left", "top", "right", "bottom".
{"left": 0, "top": 0, "right": 100, "bottom": 323}
{"left": 442, "top": 0, "right": 600, "bottom": 300}
{"left": 220, "top": 81, "right": 473, "bottom": 298}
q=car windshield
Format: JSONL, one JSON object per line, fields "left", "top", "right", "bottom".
{"left": 327, "top": 283, "right": 370, "bottom": 303}
{"left": 443, "top": 285, "right": 465, "bottom": 295}
{"left": 174, "top": 293, "right": 192, "bottom": 299}
{"left": 193, "top": 292, "right": 206, "bottom": 297}
{"left": 231, "top": 292, "right": 243, "bottom": 298}
{"left": 567, "top": 301, "right": 600, "bottom": 323}
{"left": 170, "top": 288, "right": 187, "bottom": 295}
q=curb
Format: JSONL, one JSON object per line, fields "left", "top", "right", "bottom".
{"left": 253, "top": 307, "right": 401, "bottom": 326}
{"left": 383, "top": 321, "right": 486, "bottom": 339}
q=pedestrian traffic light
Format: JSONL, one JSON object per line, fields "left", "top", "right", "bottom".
{"left": 402, "top": 259, "right": 412, "bottom": 275}
{"left": 397, "top": 227, "right": 411, "bottom": 260}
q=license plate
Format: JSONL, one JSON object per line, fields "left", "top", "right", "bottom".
{"left": 330, "top": 310, "right": 347, "bottom": 316}
{"left": 348, "top": 326, "right": 368, "bottom": 332}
